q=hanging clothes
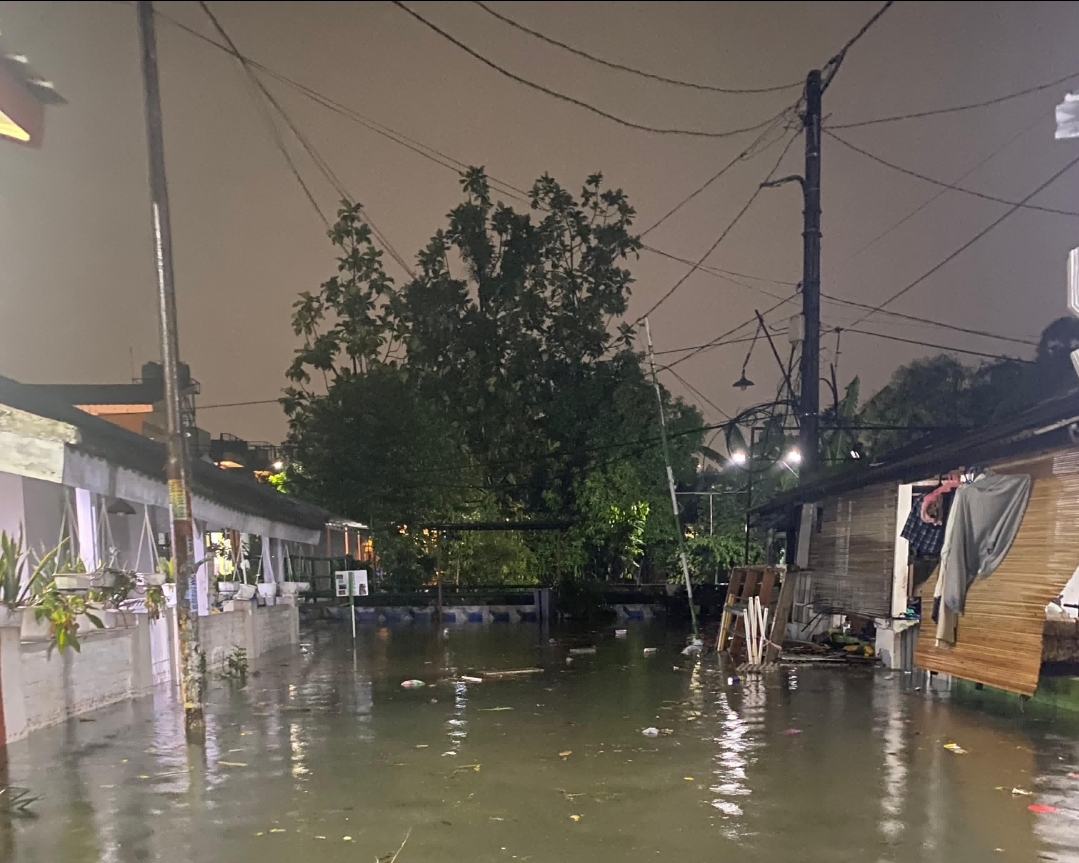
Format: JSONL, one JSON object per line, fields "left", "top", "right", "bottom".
{"left": 935, "top": 472, "right": 1032, "bottom": 644}
{"left": 901, "top": 494, "right": 946, "bottom": 557}
{"left": 920, "top": 476, "right": 961, "bottom": 525}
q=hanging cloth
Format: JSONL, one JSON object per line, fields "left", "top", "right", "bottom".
{"left": 901, "top": 495, "right": 946, "bottom": 557}
{"left": 935, "top": 472, "right": 1032, "bottom": 644}
{"left": 920, "top": 476, "right": 961, "bottom": 525}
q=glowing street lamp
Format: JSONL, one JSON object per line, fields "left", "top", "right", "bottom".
{"left": 729, "top": 450, "right": 747, "bottom": 466}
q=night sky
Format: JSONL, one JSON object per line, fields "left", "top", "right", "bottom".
{"left": 2, "top": 1, "right": 1078, "bottom": 443}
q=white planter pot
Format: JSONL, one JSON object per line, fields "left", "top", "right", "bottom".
{"left": 257, "top": 583, "right": 277, "bottom": 599}
{"left": 278, "top": 582, "right": 301, "bottom": 597}
{"left": 218, "top": 581, "right": 240, "bottom": 597}
{"left": 162, "top": 584, "right": 177, "bottom": 606}
{"left": 21, "top": 611, "right": 51, "bottom": 641}
{"left": 143, "top": 571, "right": 167, "bottom": 586}
{"left": 236, "top": 584, "right": 256, "bottom": 601}
{"left": 55, "top": 574, "right": 92, "bottom": 591}
{"left": 294, "top": 581, "right": 311, "bottom": 593}
{"left": 92, "top": 571, "right": 120, "bottom": 589}
{"left": 0, "top": 607, "right": 24, "bottom": 629}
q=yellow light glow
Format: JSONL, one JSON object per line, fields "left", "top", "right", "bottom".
{"left": 0, "top": 107, "right": 31, "bottom": 143}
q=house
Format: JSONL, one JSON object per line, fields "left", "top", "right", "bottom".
{"left": 0, "top": 373, "right": 354, "bottom": 742}
{"left": 757, "top": 391, "right": 1079, "bottom": 700}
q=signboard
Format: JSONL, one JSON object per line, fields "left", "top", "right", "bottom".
{"left": 335, "top": 570, "right": 368, "bottom": 598}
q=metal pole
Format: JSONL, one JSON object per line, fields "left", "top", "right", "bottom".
{"left": 709, "top": 493, "right": 713, "bottom": 536}
{"left": 744, "top": 427, "right": 757, "bottom": 565}
{"left": 799, "top": 69, "right": 822, "bottom": 476}
{"left": 136, "top": 0, "right": 203, "bottom": 740}
{"left": 349, "top": 569, "right": 356, "bottom": 642}
{"left": 644, "top": 319, "right": 699, "bottom": 638}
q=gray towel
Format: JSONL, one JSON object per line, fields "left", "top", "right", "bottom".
{"left": 937, "top": 472, "right": 1031, "bottom": 643}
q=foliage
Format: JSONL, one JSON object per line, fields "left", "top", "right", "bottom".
{"left": 855, "top": 317, "right": 1079, "bottom": 458}
{"left": 143, "top": 584, "right": 166, "bottom": 621}
{"left": 670, "top": 534, "right": 762, "bottom": 585}
{"left": 222, "top": 646, "right": 249, "bottom": 684}
{"left": 284, "top": 174, "right": 703, "bottom": 588}
{"left": 32, "top": 582, "right": 100, "bottom": 654}
{"left": 0, "top": 528, "right": 30, "bottom": 609}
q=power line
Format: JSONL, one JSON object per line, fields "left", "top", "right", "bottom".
{"left": 199, "top": 398, "right": 281, "bottom": 410}
{"left": 830, "top": 65, "right": 1079, "bottom": 130}
{"left": 825, "top": 128, "right": 1079, "bottom": 218}
{"left": 839, "top": 326, "right": 1035, "bottom": 362}
{"left": 390, "top": 1, "right": 792, "bottom": 140}
{"left": 846, "top": 149, "right": 1079, "bottom": 328}
{"left": 156, "top": 6, "right": 1040, "bottom": 353}
{"left": 820, "top": 0, "right": 895, "bottom": 90}
{"left": 832, "top": 113, "right": 1045, "bottom": 266}
{"left": 197, "top": 2, "right": 416, "bottom": 278}
{"left": 635, "top": 131, "right": 800, "bottom": 322}
{"left": 664, "top": 294, "right": 799, "bottom": 371}
{"left": 471, "top": 1, "right": 802, "bottom": 95}
{"left": 662, "top": 366, "right": 732, "bottom": 420}
{"left": 640, "top": 111, "right": 798, "bottom": 236}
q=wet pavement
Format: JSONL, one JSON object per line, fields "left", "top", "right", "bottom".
{"left": 2, "top": 622, "right": 1078, "bottom": 862}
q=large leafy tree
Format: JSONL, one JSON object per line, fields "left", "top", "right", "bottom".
{"left": 283, "top": 173, "right": 702, "bottom": 585}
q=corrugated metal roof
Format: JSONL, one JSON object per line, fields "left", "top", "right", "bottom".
{"left": 756, "top": 391, "right": 1079, "bottom": 517}
{"left": 0, "top": 375, "right": 333, "bottom": 532}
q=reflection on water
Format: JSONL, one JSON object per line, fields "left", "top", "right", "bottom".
{"left": 2, "top": 623, "right": 1078, "bottom": 863}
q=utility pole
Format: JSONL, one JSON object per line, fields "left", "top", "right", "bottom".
{"left": 799, "top": 69, "right": 822, "bottom": 476}
{"left": 644, "top": 319, "right": 699, "bottom": 640}
{"left": 136, "top": 0, "right": 204, "bottom": 740}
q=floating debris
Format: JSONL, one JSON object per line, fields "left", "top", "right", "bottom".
{"left": 569, "top": 647, "right": 596, "bottom": 656}
{"left": 1028, "top": 804, "right": 1057, "bottom": 813}
{"left": 218, "top": 761, "right": 248, "bottom": 768}
{"left": 570, "top": 814, "right": 582, "bottom": 822}
{"left": 643, "top": 648, "right": 658, "bottom": 656}
{"left": 482, "top": 668, "right": 543, "bottom": 679}
{"left": 642, "top": 727, "right": 659, "bottom": 738}
{"left": 559, "top": 750, "right": 572, "bottom": 758}
{"left": 452, "top": 764, "right": 481, "bottom": 774}
{"left": 943, "top": 742, "right": 967, "bottom": 755}
{"left": 1011, "top": 788, "right": 1033, "bottom": 796}
{"left": 615, "top": 629, "right": 627, "bottom": 638}
{"left": 401, "top": 680, "right": 426, "bottom": 689}
{"left": 681, "top": 639, "right": 703, "bottom": 656}
{"left": 461, "top": 675, "right": 484, "bottom": 684}
{"left": 479, "top": 706, "right": 514, "bottom": 711}
{"left": 781, "top": 728, "right": 803, "bottom": 736}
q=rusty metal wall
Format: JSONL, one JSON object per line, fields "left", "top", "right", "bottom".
{"left": 915, "top": 451, "right": 1079, "bottom": 696}
{"left": 806, "top": 484, "right": 897, "bottom": 618}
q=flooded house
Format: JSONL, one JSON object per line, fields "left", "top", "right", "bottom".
{"left": 0, "top": 374, "right": 349, "bottom": 742}
{"left": 758, "top": 391, "right": 1079, "bottom": 704}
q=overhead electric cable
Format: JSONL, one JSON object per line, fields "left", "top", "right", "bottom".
{"left": 635, "top": 131, "right": 800, "bottom": 321}
{"left": 839, "top": 327, "right": 1035, "bottom": 362}
{"left": 825, "top": 128, "right": 1079, "bottom": 217}
{"left": 470, "top": 1, "right": 802, "bottom": 94}
{"left": 845, "top": 150, "right": 1079, "bottom": 327}
{"left": 390, "top": 1, "right": 791, "bottom": 140}
{"left": 198, "top": 2, "right": 416, "bottom": 278}
{"left": 830, "top": 66, "right": 1079, "bottom": 129}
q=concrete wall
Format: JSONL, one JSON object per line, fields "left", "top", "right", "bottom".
{"left": 0, "top": 603, "right": 299, "bottom": 744}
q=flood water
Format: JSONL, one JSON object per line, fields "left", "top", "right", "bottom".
{"left": 2, "top": 622, "right": 1079, "bottom": 863}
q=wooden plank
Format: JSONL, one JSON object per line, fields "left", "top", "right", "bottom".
{"left": 765, "top": 571, "right": 798, "bottom": 663}
{"left": 728, "top": 570, "right": 760, "bottom": 659}
{"left": 716, "top": 569, "right": 745, "bottom": 652}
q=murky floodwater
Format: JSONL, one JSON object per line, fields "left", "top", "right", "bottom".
{"left": 2, "top": 622, "right": 1079, "bottom": 863}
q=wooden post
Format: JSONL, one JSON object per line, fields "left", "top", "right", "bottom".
{"left": 765, "top": 571, "right": 798, "bottom": 663}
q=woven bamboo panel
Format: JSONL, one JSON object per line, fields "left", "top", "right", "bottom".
{"left": 914, "top": 451, "right": 1079, "bottom": 695}
{"left": 807, "top": 483, "right": 896, "bottom": 617}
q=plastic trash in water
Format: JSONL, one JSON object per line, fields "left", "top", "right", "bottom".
{"left": 642, "top": 727, "right": 660, "bottom": 738}
{"left": 727, "top": 675, "right": 740, "bottom": 686}
{"left": 681, "top": 639, "right": 703, "bottom": 656}
{"left": 643, "top": 647, "right": 658, "bottom": 656}
{"left": 401, "top": 679, "right": 426, "bottom": 689}
{"left": 461, "top": 675, "right": 483, "bottom": 684}
{"left": 1028, "top": 804, "right": 1057, "bottom": 813}
{"left": 615, "top": 629, "right": 627, "bottom": 638}
{"left": 569, "top": 647, "right": 597, "bottom": 655}
{"left": 781, "top": 728, "right": 802, "bottom": 736}
{"left": 943, "top": 742, "right": 967, "bottom": 754}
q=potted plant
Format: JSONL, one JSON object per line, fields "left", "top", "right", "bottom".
{"left": 0, "top": 528, "right": 29, "bottom": 628}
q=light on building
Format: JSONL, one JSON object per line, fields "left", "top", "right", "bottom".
{"left": 850, "top": 450, "right": 861, "bottom": 459}
{"left": 272, "top": 460, "right": 284, "bottom": 471}
{"left": 730, "top": 450, "right": 747, "bottom": 466}
{"left": 784, "top": 449, "right": 802, "bottom": 465}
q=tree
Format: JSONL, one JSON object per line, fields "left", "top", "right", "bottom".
{"left": 283, "top": 174, "right": 702, "bottom": 586}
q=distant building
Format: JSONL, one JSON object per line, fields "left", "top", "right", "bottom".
{"left": 31, "top": 361, "right": 209, "bottom": 457}
{"left": 0, "top": 37, "right": 64, "bottom": 147}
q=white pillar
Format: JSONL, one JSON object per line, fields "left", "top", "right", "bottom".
{"left": 75, "top": 488, "right": 98, "bottom": 570}
{"left": 261, "top": 535, "right": 275, "bottom": 583}
{"left": 193, "top": 521, "right": 209, "bottom": 616}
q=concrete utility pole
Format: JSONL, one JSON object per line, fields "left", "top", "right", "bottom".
{"left": 136, "top": 0, "right": 204, "bottom": 740}
{"left": 799, "top": 69, "right": 822, "bottom": 476}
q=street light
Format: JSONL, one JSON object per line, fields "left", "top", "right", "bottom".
{"left": 729, "top": 450, "right": 747, "bottom": 466}
{"left": 784, "top": 448, "right": 802, "bottom": 465}
{"left": 272, "top": 460, "right": 285, "bottom": 471}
